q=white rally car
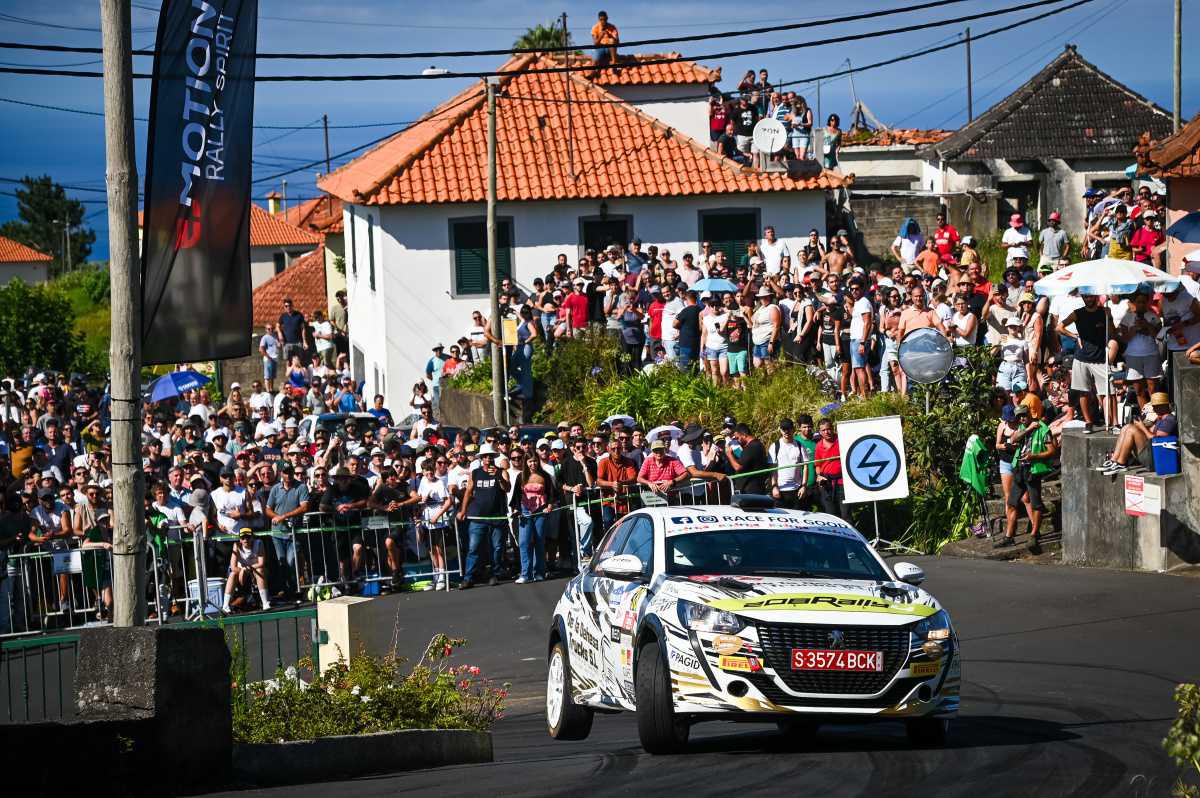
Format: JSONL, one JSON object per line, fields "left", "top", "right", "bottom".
{"left": 545, "top": 499, "right": 960, "bottom": 754}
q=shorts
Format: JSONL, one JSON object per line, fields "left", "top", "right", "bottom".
{"left": 1007, "top": 466, "right": 1044, "bottom": 512}
{"left": 1124, "top": 353, "right": 1163, "bottom": 381}
{"left": 727, "top": 350, "right": 748, "bottom": 375}
{"left": 675, "top": 345, "right": 695, "bottom": 369}
{"left": 1136, "top": 444, "right": 1154, "bottom": 470}
{"left": 1070, "top": 359, "right": 1111, "bottom": 396}
{"left": 753, "top": 342, "right": 772, "bottom": 360}
{"left": 998, "top": 458, "right": 1014, "bottom": 476}
{"left": 838, "top": 336, "right": 851, "bottom": 364}
{"left": 849, "top": 339, "right": 867, "bottom": 369}
{"left": 709, "top": 129, "right": 721, "bottom": 143}
{"left": 704, "top": 347, "right": 728, "bottom": 361}
{"left": 997, "top": 361, "right": 1027, "bottom": 392}
{"left": 263, "top": 357, "right": 278, "bottom": 379}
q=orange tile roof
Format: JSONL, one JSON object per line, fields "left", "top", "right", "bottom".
{"left": 137, "top": 205, "right": 322, "bottom": 247}
{"left": 319, "top": 54, "right": 849, "bottom": 206}
{"left": 844, "top": 128, "right": 953, "bottom": 148}
{"left": 1140, "top": 113, "right": 1200, "bottom": 178}
{"left": 0, "top": 234, "right": 52, "bottom": 263}
{"left": 252, "top": 245, "right": 326, "bottom": 327}
{"left": 544, "top": 52, "right": 720, "bottom": 86}
{"left": 279, "top": 195, "right": 344, "bottom": 235}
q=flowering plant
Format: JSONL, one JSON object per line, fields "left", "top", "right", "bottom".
{"left": 231, "top": 633, "right": 509, "bottom": 744}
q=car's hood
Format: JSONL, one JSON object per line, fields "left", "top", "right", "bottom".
{"left": 657, "top": 574, "right": 941, "bottom": 627}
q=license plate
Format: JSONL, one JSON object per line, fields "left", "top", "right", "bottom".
{"left": 791, "top": 649, "right": 883, "bottom": 671}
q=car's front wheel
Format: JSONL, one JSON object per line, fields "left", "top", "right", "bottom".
{"left": 546, "top": 640, "right": 593, "bottom": 740}
{"left": 635, "top": 639, "right": 690, "bottom": 754}
{"left": 906, "top": 716, "right": 951, "bottom": 747}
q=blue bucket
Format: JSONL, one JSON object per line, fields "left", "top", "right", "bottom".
{"left": 1151, "top": 436, "right": 1180, "bottom": 476}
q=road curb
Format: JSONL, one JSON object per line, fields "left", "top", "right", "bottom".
{"left": 232, "top": 729, "right": 493, "bottom": 785}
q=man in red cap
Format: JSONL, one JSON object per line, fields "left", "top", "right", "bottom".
{"left": 1038, "top": 211, "right": 1069, "bottom": 269}
{"left": 1002, "top": 213, "right": 1032, "bottom": 267}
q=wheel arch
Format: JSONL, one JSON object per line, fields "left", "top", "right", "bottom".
{"left": 633, "top": 614, "right": 668, "bottom": 681}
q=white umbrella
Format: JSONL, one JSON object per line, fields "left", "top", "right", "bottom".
{"left": 602, "top": 414, "right": 636, "bottom": 428}
{"left": 1032, "top": 257, "right": 1179, "bottom": 297}
{"left": 647, "top": 424, "right": 683, "bottom": 442}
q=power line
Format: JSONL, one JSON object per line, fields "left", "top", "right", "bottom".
{"left": 6, "top": 0, "right": 977, "bottom": 60}
{"left": 0, "top": 11, "right": 156, "bottom": 34}
{"left": 0, "top": 0, "right": 1089, "bottom": 80}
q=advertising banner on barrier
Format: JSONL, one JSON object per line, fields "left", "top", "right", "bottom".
{"left": 141, "top": 0, "right": 259, "bottom": 363}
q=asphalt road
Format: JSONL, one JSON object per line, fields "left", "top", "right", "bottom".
{"left": 209, "top": 557, "right": 1200, "bottom": 798}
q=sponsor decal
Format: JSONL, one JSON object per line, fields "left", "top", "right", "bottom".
{"left": 718, "top": 655, "right": 762, "bottom": 672}
{"left": 669, "top": 648, "right": 702, "bottom": 672}
{"left": 609, "top": 625, "right": 622, "bottom": 643}
{"left": 707, "top": 593, "right": 938, "bottom": 618}
{"left": 621, "top": 611, "right": 636, "bottom": 632}
{"left": 566, "top": 612, "right": 600, "bottom": 668}
{"left": 712, "top": 634, "right": 745, "bottom": 655}
{"left": 628, "top": 587, "right": 646, "bottom": 612}
{"left": 665, "top": 514, "right": 859, "bottom": 538}
{"left": 910, "top": 660, "right": 941, "bottom": 677}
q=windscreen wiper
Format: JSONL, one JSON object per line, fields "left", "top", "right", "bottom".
{"left": 747, "top": 569, "right": 818, "bottom": 578}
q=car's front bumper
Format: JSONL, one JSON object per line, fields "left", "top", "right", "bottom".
{"left": 665, "top": 624, "right": 960, "bottom": 719}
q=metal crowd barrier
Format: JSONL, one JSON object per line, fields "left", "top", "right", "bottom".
{"left": 1, "top": 545, "right": 124, "bottom": 638}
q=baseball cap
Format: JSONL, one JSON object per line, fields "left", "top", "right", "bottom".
{"left": 1048, "top": 211, "right": 1061, "bottom": 222}
{"left": 649, "top": 439, "right": 667, "bottom": 451}
{"left": 1009, "top": 213, "right": 1023, "bottom": 228}
{"left": 1005, "top": 316, "right": 1023, "bottom": 328}
{"left": 230, "top": 382, "right": 241, "bottom": 390}
{"left": 432, "top": 344, "right": 444, "bottom": 351}
{"left": 962, "top": 235, "right": 975, "bottom": 246}
{"left": 551, "top": 439, "right": 566, "bottom": 450}
{"left": 1019, "top": 292, "right": 1037, "bottom": 304}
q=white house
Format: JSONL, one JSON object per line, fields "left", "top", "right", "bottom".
{"left": 838, "top": 128, "right": 951, "bottom": 191}
{"left": 319, "top": 52, "right": 851, "bottom": 401}
{"left": 918, "top": 46, "right": 1173, "bottom": 232}
{"left": 0, "top": 234, "right": 51, "bottom": 284}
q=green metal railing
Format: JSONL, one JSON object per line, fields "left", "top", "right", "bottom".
{"left": 1, "top": 608, "right": 319, "bottom": 723}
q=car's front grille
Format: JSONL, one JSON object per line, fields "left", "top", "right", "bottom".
{"left": 755, "top": 622, "right": 909, "bottom": 695}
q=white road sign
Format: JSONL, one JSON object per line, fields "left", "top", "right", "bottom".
{"left": 837, "top": 416, "right": 910, "bottom": 504}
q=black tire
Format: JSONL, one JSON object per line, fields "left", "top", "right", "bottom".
{"left": 635, "top": 640, "right": 690, "bottom": 754}
{"left": 546, "top": 640, "right": 594, "bottom": 740}
{"left": 906, "top": 716, "right": 951, "bottom": 747}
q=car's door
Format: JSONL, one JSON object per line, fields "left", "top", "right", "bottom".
{"left": 568, "top": 517, "right": 634, "bottom": 699}
{"left": 595, "top": 515, "right": 655, "bottom": 707}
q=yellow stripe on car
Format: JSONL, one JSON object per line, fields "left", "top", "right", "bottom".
{"left": 707, "top": 593, "right": 939, "bottom": 618}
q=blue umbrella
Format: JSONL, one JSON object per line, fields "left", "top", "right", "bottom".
{"left": 691, "top": 277, "right": 739, "bottom": 293}
{"left": 1166, "top": 211, "right": 1200, "bottom": 243}
{"left": 149, "top": 369, "right": 211, "bottom": 402}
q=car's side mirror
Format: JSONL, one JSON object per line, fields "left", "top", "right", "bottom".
{"left": 893, "top": 562, "right": 925, "bottom": 586}
{"left": 597, "top": 553, "right": 644, "bottom": 580}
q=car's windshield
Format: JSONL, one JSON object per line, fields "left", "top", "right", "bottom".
{"left": 666, "top": 528, "right": 888, "bottom": 581}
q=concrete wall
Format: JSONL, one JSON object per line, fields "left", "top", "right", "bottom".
{"left": 324, "top": 231, "right": 347, "bottom": 306}
{"left": 343, "top": 191, "right": 827, "bottom": 401}
{"left": 838, "top": 146, "right": 925, "bottom": 190}
{"left": 0, "top": 261, "right": 48, "bottom": 285}
{"left": 936, "top": 156, "right": 1130, "bottom": 233}
{"left": 1060, "top": 357, "right": 1200, "bottom": 572}
{"left": 607, "top": 83, "right": 710, "bottom": 145}
{"left": 847, "top": 191, "right": 998, "bottom": 263}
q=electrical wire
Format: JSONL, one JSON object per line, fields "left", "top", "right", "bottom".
{"left": 0, "top": 0, "right": 1090, "bottom": 80}
{"left": 8, "top": 0, "right": 979, "bottom": 60}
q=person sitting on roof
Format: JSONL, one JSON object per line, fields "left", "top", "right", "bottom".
{"left": 591, "top": 10, "right": 619, "bottom": 74}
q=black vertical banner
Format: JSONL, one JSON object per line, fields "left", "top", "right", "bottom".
{"left": 141, "top": 0, "right": 258, "bottom": 364}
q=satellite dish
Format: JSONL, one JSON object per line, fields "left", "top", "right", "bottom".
{"left": 897, "top": 327, "right": 953, "bottom": 385}
{"left": 752, "top": 118, "right": 788, "bottom": 154}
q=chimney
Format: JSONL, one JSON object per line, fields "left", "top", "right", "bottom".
{"left": 265, "top": 190, "right": 281, "bottom": 215}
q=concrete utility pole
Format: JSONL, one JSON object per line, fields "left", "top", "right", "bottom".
{"left": 100, "top": 0, "right": 146, "bottom": 627}
{"left": 323, "top": 113, "right": 333, "bottom": 215}
{"left": 1173, "top": 0, "right": 1182, "bottom": 132}
{"left": 965, "top": 27, "right": 974, "bottom": 123}
{"left": 562, "top": 11, "right": 574, "bottom": 179}
{"left": 486, "top": 75, "right": 503, "bottom": 426}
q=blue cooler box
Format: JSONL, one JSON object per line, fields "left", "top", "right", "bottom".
{"left": 1151, "top": 436, "right": 1180, "bottom": 476}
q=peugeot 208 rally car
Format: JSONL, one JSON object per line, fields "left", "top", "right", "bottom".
{"left": 545, "top": 500, "right": 960, "bottom": 754}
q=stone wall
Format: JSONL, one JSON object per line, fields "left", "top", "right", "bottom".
{"left": 847, "top": 190, "right": 998, "bottom": 263}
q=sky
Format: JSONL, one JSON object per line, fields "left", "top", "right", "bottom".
{"left": 0, "top": 0, "right": 1195, "bottom": 260}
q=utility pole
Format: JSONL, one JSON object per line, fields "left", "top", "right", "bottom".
{"left": 322, "top": 113, "right": 333, "bottom": 214}
{"left": 562, "top": 12, "right": 574, "bottom": 180}
{"left": 64, "top": 220, "right": 72, "bottom": 273}
{"left": 965, "top": 27, "right": 974, "bottom": 123}
{"left": 100, "top": 0, "right": 146, "bottom": 627}
{"left": 486, "top": 76, "right": 503, "bottom": 426}
{"left": 1173, "top": 0, "right": 1182, "bottom": 132}
{"left": 281, "top": 178, "right": 288, "bottom": 213}
{"left": 816, "top": 79, "right": 821, "bottom": 131}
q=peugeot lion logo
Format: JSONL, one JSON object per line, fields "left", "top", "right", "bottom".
{"left": 827, "top": 629, "right": 846, "bottom": 649}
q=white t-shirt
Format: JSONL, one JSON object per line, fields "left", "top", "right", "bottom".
{"left": 1162, "top": 290, "right": 1200, "bottom": 351}
{"left": 313, "top": 320, "right": 335, "bottom": 353}
{"left": 1049, "top": 294, "right": 1084, "bottom": 335}
{"left": 759, "top": 239, "right": 790, "bottom": 275}
{"left": 447, "top": 464, "right": 471, "bottom": 494}
{"left": 661, "top": 298, "right": 684, "bottom": 342}
{"left": 210, "top": 486, "right": 246, "bottom": 533}
{"left": 1002, "top": 227, "right": 1032, "bottom": 262}
{"left": 675, "top": 442, "right": 699, "bottom": 470}
{"left": 891, "top": 234, "right": 923, "bottom": 264}
{"left": 999, "top": 336, "right": 1028, "bottom": 364}
{"left": 248, "top": 391, "right": 273, "bottom": 414}
{"left": 418, "top": 475, "right": 452, "bottom": 527}
{"left": 254, "top": 420, "right": 281, "bottom": 440}
{"left": 703, "top": 312, "right": 729, "bottom": 349}
{"left": 849, "top": 297, "right": 873, "bottom": 340}
{"left": 1119, "top": 310, "right": 1159, "bottom": 358}
{"left": 768, "top": 438, "right": 802, "bottom": 491}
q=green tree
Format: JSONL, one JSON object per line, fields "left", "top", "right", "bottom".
{"left": 0, "top": 279, "right": 84, "bottom": 375}
{"left": 513, "top": 22, "right": 566, "bottom": 51}
{"left": 0, "top": 175, "right": 96, "bottom": 277}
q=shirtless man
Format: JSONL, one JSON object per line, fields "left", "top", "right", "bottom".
{"left": 821, "top": 240, "right": 851, "bottom": 275}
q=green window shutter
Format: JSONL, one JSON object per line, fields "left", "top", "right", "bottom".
{"left": 453, "top": 220, "right": 512, "bottom": 295}
{"left": 701, "top": 212, "right": 757, "bottom": 268}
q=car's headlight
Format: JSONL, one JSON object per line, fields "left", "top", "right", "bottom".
{"left": 678, "top": 599, "right": 745, "bottom": 634}
{"left": 912, "top": 610, "right": 952, "bottom": 643}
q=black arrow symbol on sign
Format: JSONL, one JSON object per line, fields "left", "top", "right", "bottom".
{"left": 856, "top": 442, "right": 889, "bottom": 486}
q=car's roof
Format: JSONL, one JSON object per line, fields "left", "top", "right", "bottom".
{"left": 638, "top": 505, "right": 857, "bottom": 531}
